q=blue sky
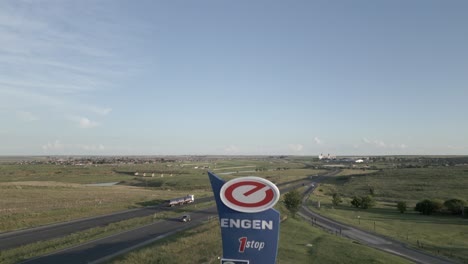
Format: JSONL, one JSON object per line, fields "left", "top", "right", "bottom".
{"left": 1, "top": 0, "right": 467, "bottom": 156}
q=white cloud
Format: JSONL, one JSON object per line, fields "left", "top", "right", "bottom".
{"left": 224, "top": 145, "right": 240, "bottom": 153}
{"left": 79, "top": 117, "right": 99, "bottom": 128}
{"left": 42, "top": 140, "right": 64, "bottom": 151}
{"left": 77, "top": 144, "right": 105, "bottom": 151}
{"left": 288, "top": 144, "right": 304, "bottom": 152}
{"left": 42, "top": 140, "right": 105, "bottom": 153}
{"left": 66, "top": 115, "right": 99, "bottom": 128}
{"left": 362, "top": 138, "right": 386, "bottom": 148}
{"left": 0, "top": 87, "right": 65, "bottom": 109}
{"left": 447, "top": 145, "right": 459, "bottom": 150}
{"left": 314, "top": 137, "right": 323, "bottom": 145}
{"left": 16, "top": 111, "right": 38, "bottom": 121}
{"left": 0, "top": 3, "right": 118, "bottom": 126}
{"left": 362, "top": 138, "right": 407, "bottom": 149}
{"left": 374, "top": 140, "right": 386, "bottom": 148}
{"left": 88, "top": 106, "right": 112, "bottom": 116}
{"left": 1, "top": 86, "right": 112, "bottom": 119}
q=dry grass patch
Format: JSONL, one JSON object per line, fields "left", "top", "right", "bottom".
{"left": 0, "top": 182, "right": 208, "bottom": 232}
{"left": 110, "top": 220, "right": 222, "bottom": 264}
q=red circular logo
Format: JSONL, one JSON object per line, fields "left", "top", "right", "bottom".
{"left": 220, "top": 177, "right": 280, "bottom": 213}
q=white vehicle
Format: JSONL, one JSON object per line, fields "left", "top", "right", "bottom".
{"left": 180, "top": 214, "right": 191, "bottom": 222}
{"left": 166, "top": 194, "right": 194, "bottom": 207}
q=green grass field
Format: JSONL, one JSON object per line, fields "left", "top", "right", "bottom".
{"left": 108, "top": 207, "right": 412, "bottom": 264}
{"left": 3, "top": 156, "right": 467, "bottom": 263}
{"left": 0, "top": 159, "right": 319, "bottom": 232}
{"left": 0, "top": 164, "right": 134, "bottom": 183}
{"left": 309, "top": 166, "right": 468, "bottom": 263}
{"left": 0, "top": 181, "right": 210, "bottom": 232}
{"left": 331, "top": 166, "right": 468, "bottom": 201}
{"left": 210, "top": 158, "right": 306, "bottom": 171}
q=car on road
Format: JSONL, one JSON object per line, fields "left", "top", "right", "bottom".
{"left": 180, "top": 214, "right": 191, "bottom": 222}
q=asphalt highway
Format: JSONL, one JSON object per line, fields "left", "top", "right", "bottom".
{"left": 19, "top": 207, "right": 219, "bottom": 264}
{"left": 0, "top": 196, "right": 210, "bottom": 251}
{"left": 0, "top": 177, "right": 312, "bottom": 251}
{"left": 17, "top": 180, "right": 315, "bottom": 264}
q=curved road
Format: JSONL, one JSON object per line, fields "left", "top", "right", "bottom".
{"left": 299, "top": 175, "right": 455, "bottom": 264}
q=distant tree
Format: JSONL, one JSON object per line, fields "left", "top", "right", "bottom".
{"left": 351, "top": 196, "right": 362, "bottom": 208}
{"left": 283, "top": 189, "right": 302, "bottom": 218}
{"left": 361, "top": 195, "right": 375, "bottom": 209}
{"left": 415, "top": 199, "right": 436, "bottom": 215}
{"left": 444, "top": 199, "right": 467, "bottom": 215}
{"left": 332, "top": 193, "right": 343, "bottom": 206}
{"left": 369, "top": 186, "right": 375, "bottom": 196}
{"left": 397, "top": 201, "right": 407, "bottom": 214}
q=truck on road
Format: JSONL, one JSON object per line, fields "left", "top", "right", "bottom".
{"left": 166, "top": 194, "right": 195, "bottom": 207}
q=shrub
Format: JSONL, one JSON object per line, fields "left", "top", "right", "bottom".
{"left": 444, "top": 199, "right": 467, "bottom": 215}
{"left": 397, "top": 201, "right": 407, "bottom": 213}
{"left": 415, "top": 199, "right": 436, "bottom": 215}
{"left": 349, "top": 195, "right": 375, "bottom": 209}
{"left": 283, "top": 189, "right": 302, "bottom": 218}
{"left": 332, "top": 193, "right": 343, "bottom": 206}
{"left": 361, "top": 195, "right": 375, "bottom": 209}
{"left": 351, "top": 196, "right": 362, "bottom": 208}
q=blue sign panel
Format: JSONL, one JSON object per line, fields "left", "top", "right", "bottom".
{"left": 208, "top": 172, "right": 280, "bottom": 264}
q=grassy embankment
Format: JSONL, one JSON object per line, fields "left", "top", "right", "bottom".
{"left": 0, "top": 181, "right": 211, "bottom": 232}
{"left": 0, "top": 200, "right": 215, "bottom": 264}
{"left": 308, "top": 167, "right": 468, "bottom": 263}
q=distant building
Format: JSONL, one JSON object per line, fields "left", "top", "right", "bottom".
{"left": 355, "top": 159, "right": 364, "bottom": 163}
{"left": 319, "top": 153, "right": 336, "bottom": 160}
